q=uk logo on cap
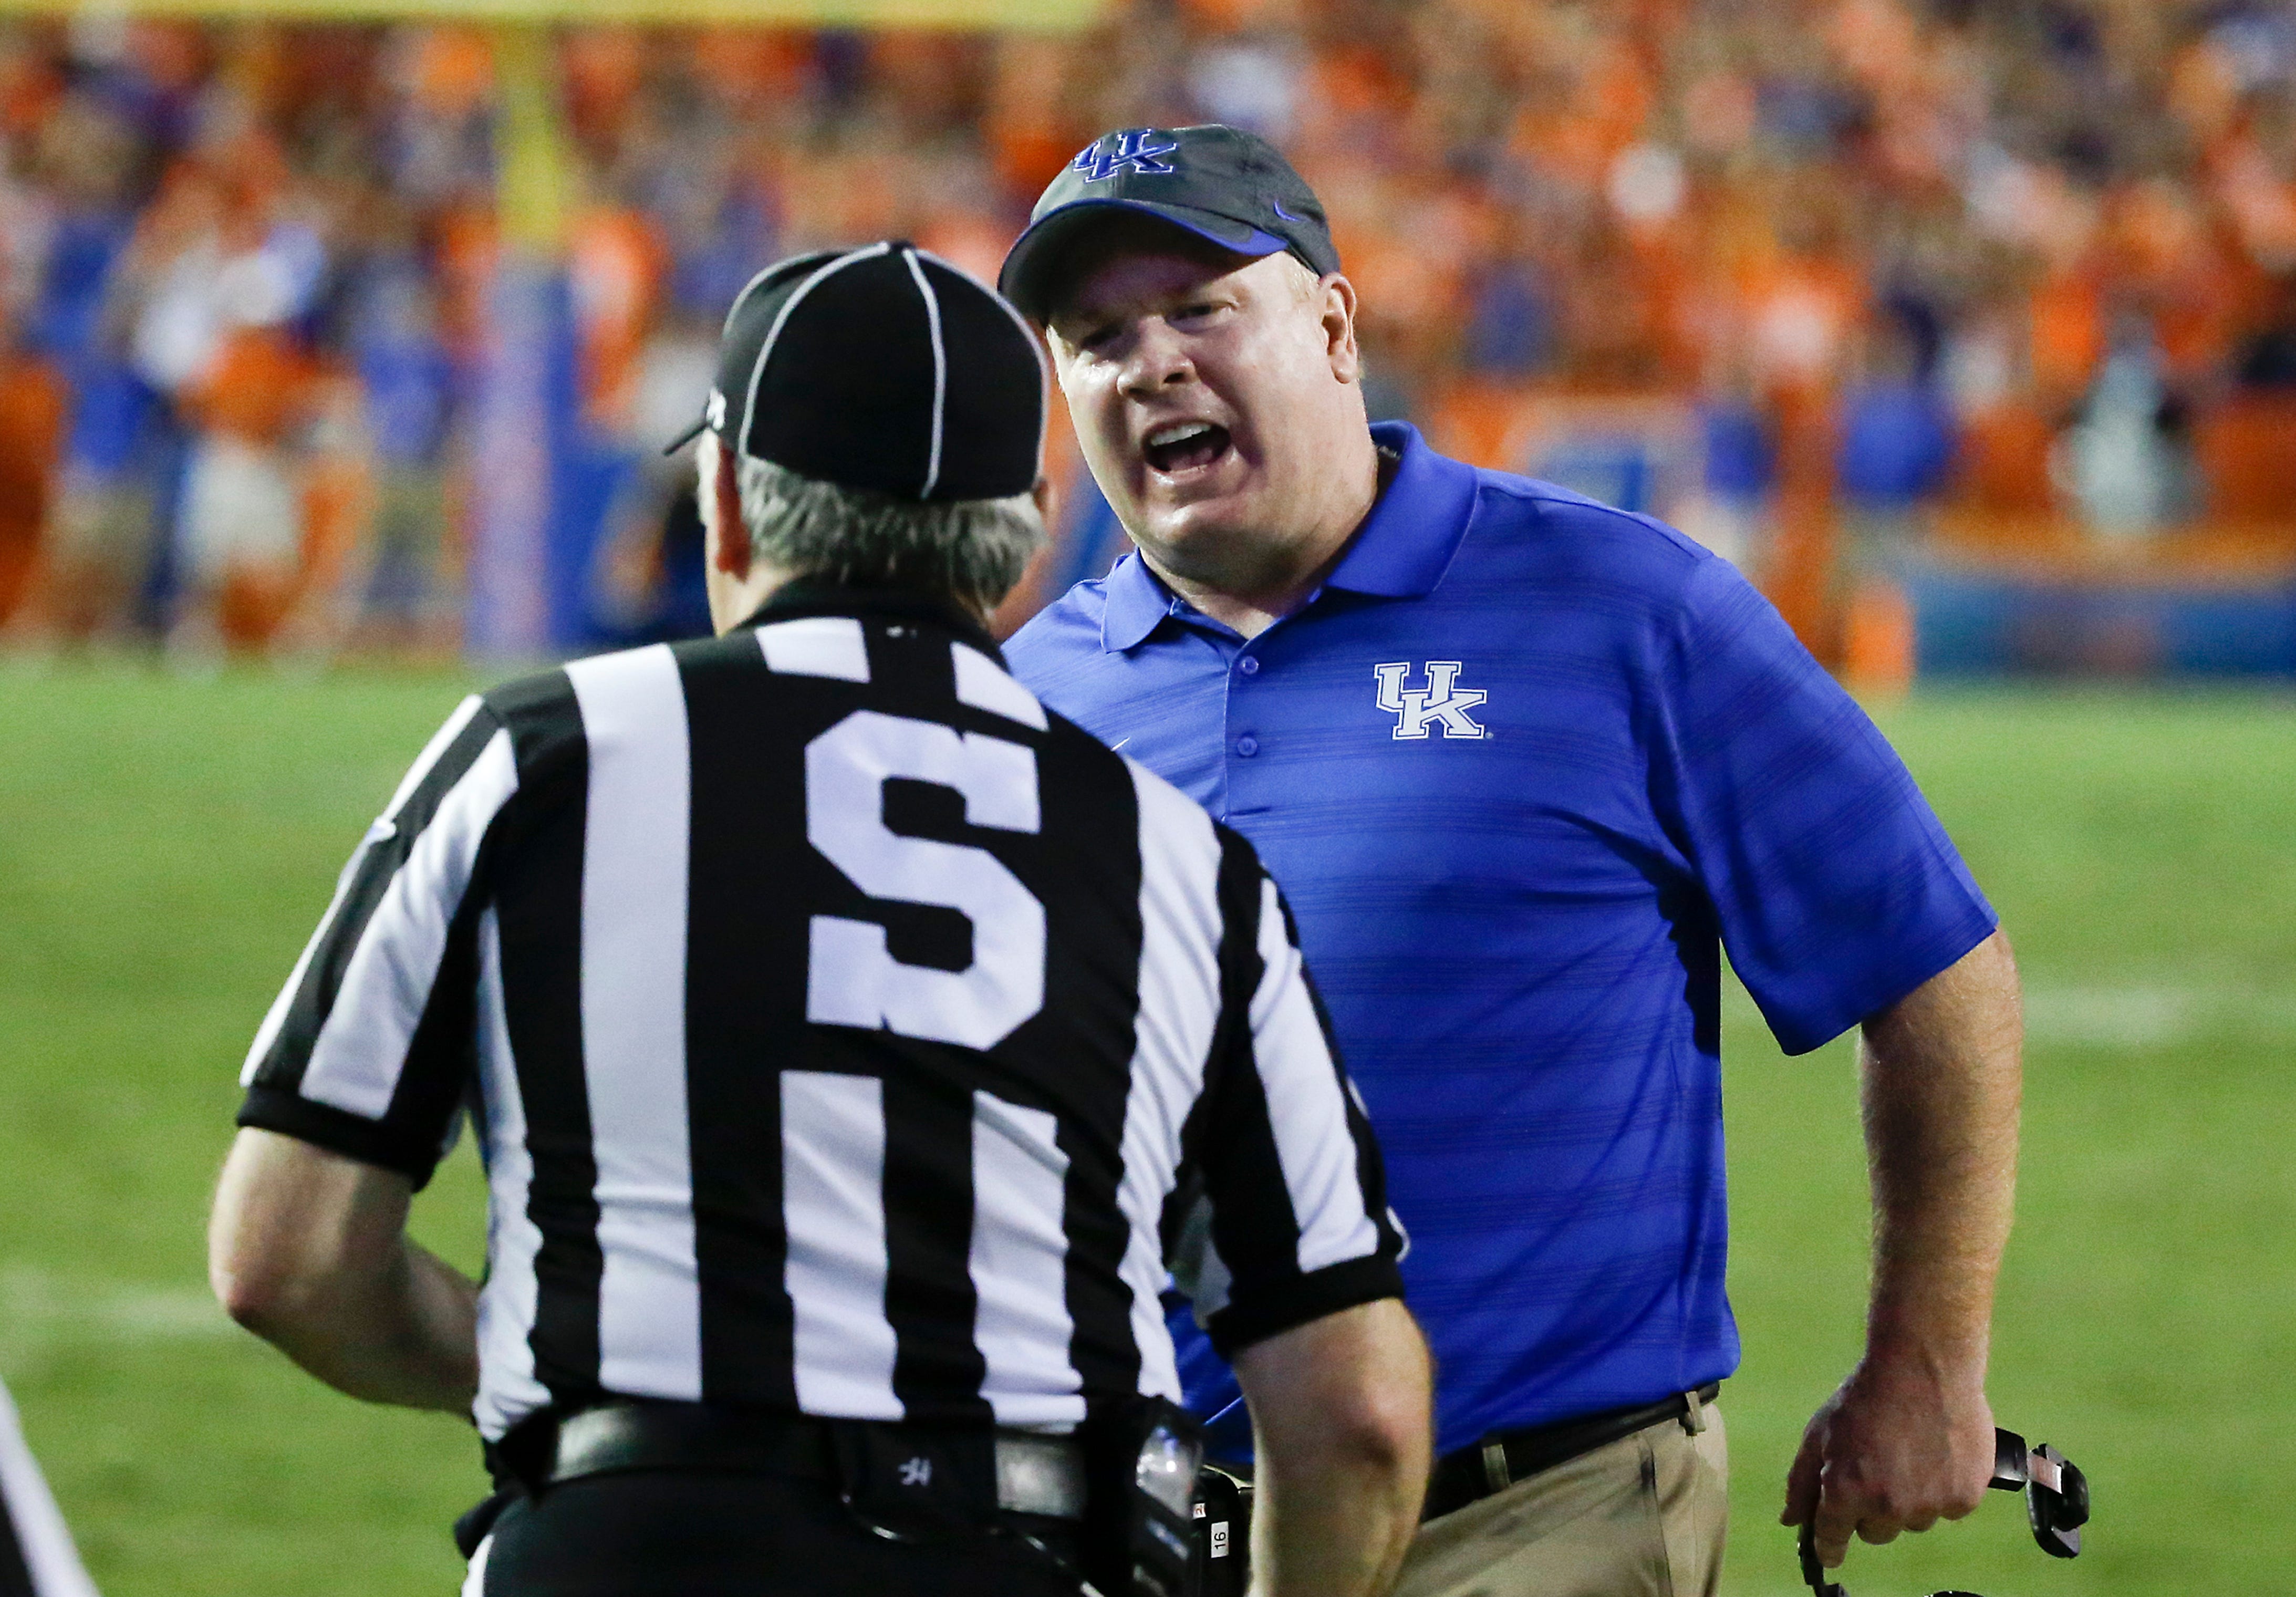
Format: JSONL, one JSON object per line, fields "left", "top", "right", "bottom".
{"left": 1072, "top": 129, "right": 1180, "bottom": 183}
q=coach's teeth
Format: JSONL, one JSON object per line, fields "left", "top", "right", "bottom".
{"left": 1147, "top": 422, "right": 1214, "bottom": 449}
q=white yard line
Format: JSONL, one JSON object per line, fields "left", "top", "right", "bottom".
{"left": 0, "top": 1268, "right": 233, "bottom": 1367}
{"left": 1724, "top": 979, "right": 2296, "bottom": 1050}
{"left": 2018, "top": 983, "right": 2296, "bottom": 1048}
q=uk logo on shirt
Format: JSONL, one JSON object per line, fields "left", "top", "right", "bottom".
{"left": 1374, "top": 662, "right": 1488, "bottom": 740}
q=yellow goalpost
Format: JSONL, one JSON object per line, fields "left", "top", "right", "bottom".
{"left": 0, "top": 0, "right": 1099, "bottom": 24}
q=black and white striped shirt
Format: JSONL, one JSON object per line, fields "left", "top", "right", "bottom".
{"left": 239, "top": 584, "right": 1403, "bottom": 1441}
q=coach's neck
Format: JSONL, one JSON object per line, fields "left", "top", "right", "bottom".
{"left": 1140, "top": 426, "right": 1384, "bottom": 642}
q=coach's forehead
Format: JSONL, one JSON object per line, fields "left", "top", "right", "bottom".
{"left": 1038, "top": 214, "right": 1249, "bottom": 317}
{"left": 1049, "top": 223, "right": 1320, "bottom": 339}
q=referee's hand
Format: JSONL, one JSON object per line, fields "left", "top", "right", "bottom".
{"left": 1781, "top": 1352, "right": 1996, "bottom": 1571}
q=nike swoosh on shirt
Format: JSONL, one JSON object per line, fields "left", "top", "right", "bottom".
{"left": 1110, "top": 738, "right": 1132, "bottom": 752}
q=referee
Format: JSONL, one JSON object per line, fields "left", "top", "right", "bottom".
{"left": 207, "top": 242, "right": 1431, "bottom": 1597}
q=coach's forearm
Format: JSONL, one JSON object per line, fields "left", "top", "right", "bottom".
{"left": 211, "top": 1127, "right": 479, "bottom": 1414}
{"left": 1233, "top": 1298, "right": 1432, "bottom": 1597}
{"left": 1783, "top": 930, "right": 2022, "bottom": 1562}
{"left": 1859, "top": 928, "right": 2022, "bottom": 1367}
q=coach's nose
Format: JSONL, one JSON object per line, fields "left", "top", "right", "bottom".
{"left": 1116, "top": 316, "right": 1197, "bottom": 400}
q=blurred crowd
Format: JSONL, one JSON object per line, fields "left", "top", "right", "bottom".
{"left": 0, "top": 0, "right": 2293, "bottom": 663}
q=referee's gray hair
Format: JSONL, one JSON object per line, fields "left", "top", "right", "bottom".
{"left": 735, "top": 454, "right": 1045, "bottom": 609}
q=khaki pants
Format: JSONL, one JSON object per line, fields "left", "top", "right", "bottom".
{"left": 1396, "top": 1403, "right": 1728, "bottom": 1597}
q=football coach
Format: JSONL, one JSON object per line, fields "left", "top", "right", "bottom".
{"left": 998, "top": 127, "right": 2022, "bottom": 1596}
{"left": 209, "top": 241, "right": 1432, "bottom": 1597}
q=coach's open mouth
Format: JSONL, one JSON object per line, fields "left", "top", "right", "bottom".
{"left": 1142, "top": 420, "right": 1232, "bottom": 477}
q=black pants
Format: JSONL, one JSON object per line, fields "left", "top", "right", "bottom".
{"left": 473, "top": 1469, "right": 1086, "bottom": 1596}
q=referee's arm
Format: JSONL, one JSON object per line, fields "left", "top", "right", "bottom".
{"left": 1189, "top": 863, "right": 1431, "bottom": 1597}
{"left": 210, "top": 693, "right": 512, "bottom": 1414}
{"left": 1234, "top": 1301, "right": 1429, "bottom": 1597}
{"left": 209, "top": 1129, "right": 477, "bottom": 1413}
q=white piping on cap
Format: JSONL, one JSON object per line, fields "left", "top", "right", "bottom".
{"left": 721, "top": 256, "right": 808, "bottom": 336}
{"left": 739, "top": 241, "right": 895, "bottom": 457}
{"left": 902, "top": 247, "right": 948, "bottom": 499}
{"left": 918, "top": 247, "right": 1052, "bottom": 483}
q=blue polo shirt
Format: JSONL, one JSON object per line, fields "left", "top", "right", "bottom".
{"left": 1005, "top": 422, "right": 1997, "bottom": 1459}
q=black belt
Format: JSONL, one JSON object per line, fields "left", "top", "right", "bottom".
{"left": 1422, "top": 1383, "right": 1720, "bottom": 1523}
{"left": 490, "top": 1401, "right": 1088, "bottom": 1520}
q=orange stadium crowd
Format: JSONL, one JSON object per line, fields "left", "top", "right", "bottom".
{"left": 0, "top": 0, "right": 2291, "bottom": 667}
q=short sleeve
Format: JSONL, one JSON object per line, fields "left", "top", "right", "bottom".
{"left": 237, "top": 695, "right": 521, "bottom": 1186}
{"left": 1177, "top": 841, "right": 1406, "bottom": 1355}
{"left": 1649, "top": 556, "right": 1997, "bottom": 1054}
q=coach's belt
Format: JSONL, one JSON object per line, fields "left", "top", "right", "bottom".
{"left": 1422, "top": 1382, "right": 1721, "bottom": 1523}
{"left": 518, "top": 1400, "right": 1087, "bottom": 1520}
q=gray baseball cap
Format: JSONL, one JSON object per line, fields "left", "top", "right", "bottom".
{"left": 998, "top": 124, "right": 1341, "bottom": 322}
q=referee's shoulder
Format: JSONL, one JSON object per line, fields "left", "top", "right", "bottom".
{"left": 473, "top": 634, "right": 741, "bottom": 718}
{"left": 469, "top": 636, "right": 711, "bottom": 759}
{"left": 474, "top": 655, "right": 580, "bottom": 731}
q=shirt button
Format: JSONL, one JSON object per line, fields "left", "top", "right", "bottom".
{"left": 1237, "top": 656, "right": 1260, "bottom": 676}
{"left": 1235, "top": 735, "right": 1260, "bottom": 758}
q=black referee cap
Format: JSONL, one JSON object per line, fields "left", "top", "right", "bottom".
{"left": 668, "top": 241, "right": 1046, "bottom": 502}
{"left": 999, "top": 124, "right": 1341, "bottom": 322}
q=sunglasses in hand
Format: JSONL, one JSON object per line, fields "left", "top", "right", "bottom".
{"left": 1799, "top": 1427, "right": 2090, "bottom": 1597}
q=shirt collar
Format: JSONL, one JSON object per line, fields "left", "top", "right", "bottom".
{"left": 1098, "top": 549, "right": 1182, "bottom": 653}
{"left": 735, "top": 575, "right": 1004, "bottom": 662}
{"left": 1097, "top": 421, "right": 1479, "bottom": 653}
{"left": 1324, "top": 422, "right": 1480, "bottom": 597}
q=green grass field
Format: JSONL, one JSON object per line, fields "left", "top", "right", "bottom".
{"left": 2, "top": 663, "right": 2290, "bottom": 1595}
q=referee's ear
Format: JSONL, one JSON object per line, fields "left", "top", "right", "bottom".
{"left": 701, "top": 433, "right": 750, "bottom": 581}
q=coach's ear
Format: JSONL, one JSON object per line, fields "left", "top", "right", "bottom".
{"left": 1031, "top": 473, "right": 1057, "bottom": 531}
{"left": 1318, "top": 272, "right": 1363, "bottom": 386}
{"left": 702, "top": 433, "right": 750, "bottom": 579}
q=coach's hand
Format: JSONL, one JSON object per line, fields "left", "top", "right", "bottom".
{"left": 1781, "top": 1351, "right": 1996, "bottom": 1570}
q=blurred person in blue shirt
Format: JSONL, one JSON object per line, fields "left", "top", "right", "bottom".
{"left": 333, "top": 205, "right": 459, "bottom": 654}
{"left": 16, "top": 91, "right": 161, "bottom": 646}
{"left": 1830, "top": 296, "right": 1957, "bottom": 673}
{"left": 1836, "top": 297, "right": 1956, "bottom": 571}
{"left": 998, "top": 126, "right": 2023, "bottom": 1597}
{"left": 585, "top": 150, "right": 771, "bottom": 647}
{"left": 586, "top": 302, "right": 719, "bottom": 646}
